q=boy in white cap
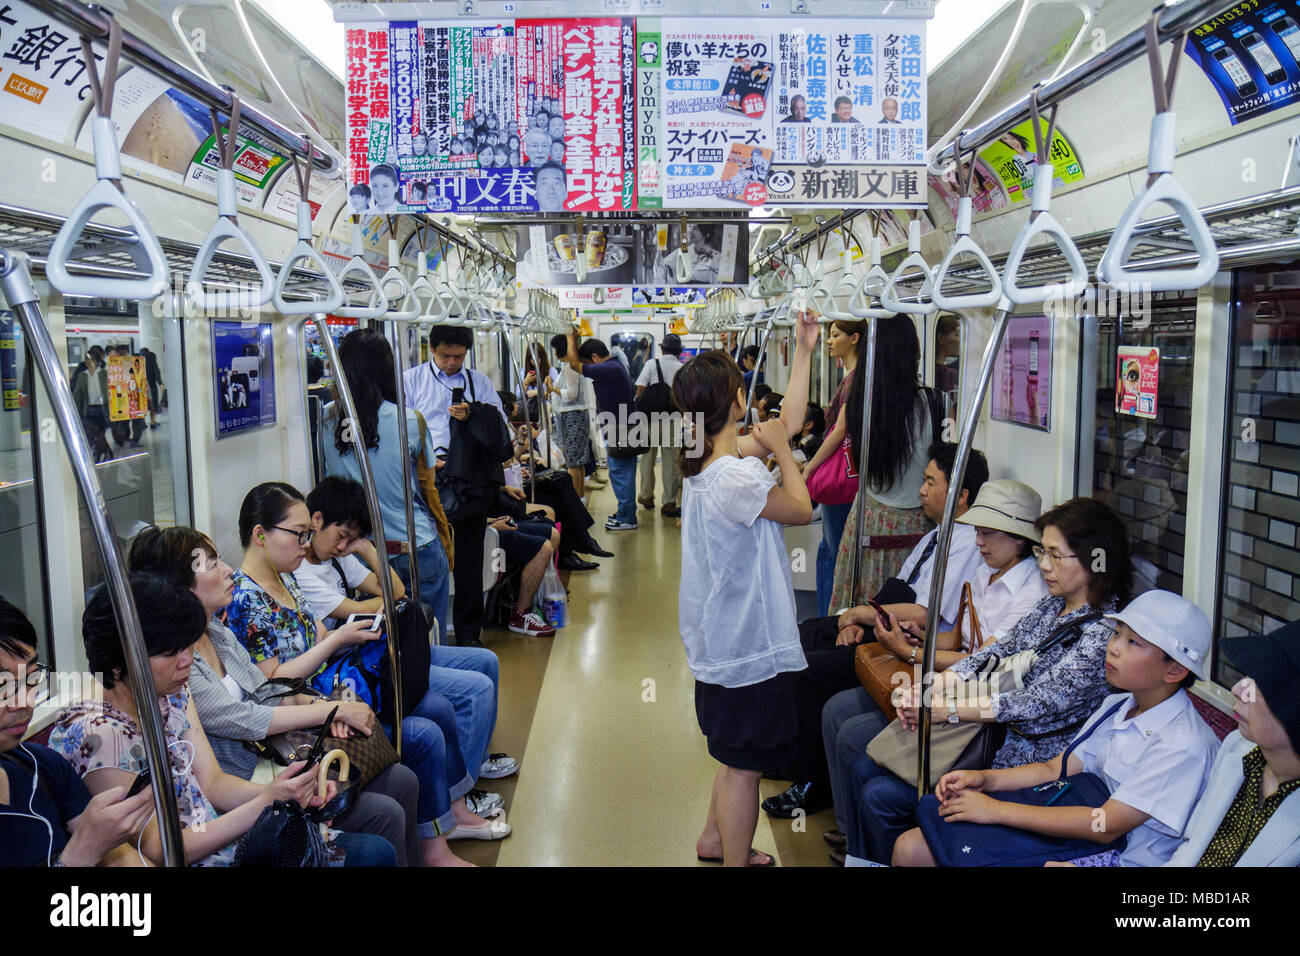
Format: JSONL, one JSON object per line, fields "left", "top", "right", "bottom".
{"left": 893, "top": 589, "right": 1221, "bottom": 867}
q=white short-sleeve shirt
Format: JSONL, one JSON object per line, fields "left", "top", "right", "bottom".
{"left": 292, "top": 553, "right": 372, "bottom": 629}
{"left": 679, "top": 455, "right": 805, "bottom": 687}
{"left": 1069, "top": 690, "right": 1221, "bottom": 867}
{"left": 635, "top": 354, "right": 684, "bottom": 389}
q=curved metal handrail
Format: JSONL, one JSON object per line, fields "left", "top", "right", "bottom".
{"left": 273, "top": 151, "right": 343, "bottom": 315}
{"left": 334, "top": 221, "right": 389, "bottom": 319}
{"left": 879, "top": 220, "right": 936, "bottom": 316}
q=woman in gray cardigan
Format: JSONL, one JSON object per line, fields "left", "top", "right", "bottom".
{"left": 127, "top": 525, "right": 425, "bottom": 866}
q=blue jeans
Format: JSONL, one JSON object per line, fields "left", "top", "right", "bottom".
{"left": 428, "top": 645, "right": 499, "bottom": 771}
{"left": 386, "top": 705, "right": 463, "bottom": 838}
{"left": 845, "top": 754, "right": 919, "bottom": 864}
{"left": 336, "top": 831, "right": 398, "bottom": 867}
{"left": 391, "top": 537, "right": 451, "bottom": 643}
{"left": 817, "top": 502, "right": 852, "bottom": 616}
{"left": 822, "top": 686, "right": 890, "bottom": 835}
{"left": 607, "top": 455, "right": 638, "bottom": 524}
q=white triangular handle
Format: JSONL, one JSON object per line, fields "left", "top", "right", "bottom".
{"left": 880, "top": 252, "right": 936, "bottom": 316}
{"left": 1097, "top": 173, "right": 1220, "bottom": 293}
{"left": 849, "top": 265, "right": 892, "bottom": 318}
{"left": 1002, "top": 210, "right": 1088, "bottom": 306}
{"left": 46, "top": 119, "right": 170, "bottom": 300}
{"left": 186, "top": 218, "right": 275, "bottom": 313}
{"left": 932, "top": 235, "right": 1003, "bottom": 311}
{"left": 273, "top": 239, "right": 344, "bottom": 315}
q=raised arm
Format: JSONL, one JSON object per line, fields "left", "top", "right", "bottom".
{"left": 737, "top": 311, "right": 819, "bottom": 460}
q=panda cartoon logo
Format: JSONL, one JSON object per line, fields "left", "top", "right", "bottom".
{"left": 639, "top": 40, "right": 659, "bottom": 66}
{"left": 806, "top": 148, "right": 827, "bottom": 168}
{"left": 767, "top": 169, "right": 796, "bottom": 194}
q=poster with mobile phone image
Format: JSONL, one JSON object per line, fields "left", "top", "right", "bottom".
{"left": 990, "top": 315, "right": 1052, "bottom": 431}
{"left": 1185, "top": 2, "right": 1300, "bottom": 123}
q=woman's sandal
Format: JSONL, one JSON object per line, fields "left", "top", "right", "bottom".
{"left": 446, "top": 809, "right": 513, "bottom": 842}
{"left": 696, "top": 848, "right": 776, "bottom": 866}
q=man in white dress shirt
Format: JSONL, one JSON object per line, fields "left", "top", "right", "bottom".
{"left": 404, "top": 325, "right": 512, "bottom": 648}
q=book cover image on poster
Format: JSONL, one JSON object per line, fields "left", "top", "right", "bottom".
{"left": 721, "top": 58, "right": 773, "bottom": 118}
{"left": 719, "top": 144, "right": 774, "bottom": 205}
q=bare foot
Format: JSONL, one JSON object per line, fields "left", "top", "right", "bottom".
{"left": 421, "top": 837, "right": 476, "bottom": 867}
{"left": 696, "top": 837, "right": 774, "bottom": 866}
{"left": 451, "top": 801, "right": 488, "bottom": 828}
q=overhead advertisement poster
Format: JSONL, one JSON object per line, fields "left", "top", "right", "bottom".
{"left": 638, "top": 17, "right": 927, "bottom": 208}
{"left": 346, "top": 18, "right": 637, "bottom": 214}
{"left": 1185, "top": 1, "right": 1300, "bottom": 124}
{"left": 977, "top": 118, "right": 1083, "bottom": 204}
{"left": 345, "top": 16, "right": 926, "bottom": 211}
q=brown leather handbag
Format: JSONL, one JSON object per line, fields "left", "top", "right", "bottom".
{"left": 853, "top": 582, "right": 984, "bottom": 721}
{"left": 413, "top": 410, "right": 455, "bottom": 570}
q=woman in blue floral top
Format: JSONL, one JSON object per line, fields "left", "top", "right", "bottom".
{"left": 844, "top": 497, "right": 1134, "bottom": 864}
{"left": 224, "top": 481, "right": 504, "bottom": 866}
{"left": 51, "top": 573, "right": 395, "bottom": 867}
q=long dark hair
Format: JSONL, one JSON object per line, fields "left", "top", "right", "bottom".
{"left": 671, "top": 351, "right": 744, "bottom": 478}
{"left": 843, "top": 315, "right": 931, "bottom": 491}
{"left": 333, "top": 328, "right": 397, "bottom": 456}
{"left": 1035, "top": 497, "right": 1134, "bottom": 609}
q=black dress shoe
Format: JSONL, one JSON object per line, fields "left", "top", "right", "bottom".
{"left": 828, "top": 848, "right": 846, "bottom": 867}
{"left": 822, "top": 829, "right": 847, "bottom": 850}
{"left": 661, "top": 504, "right": 681, "bottom": 518}
{"left": 578, "top": 540, "right": 614, "bottom": 558}
{"left": 760, "top": 781, "right": 830, "bottom": 819}
{"left": 456, "top": 635, "right": 485, "bottom": 648}
{"left": 559, "top": 554, "right": 599, "bottom": 571}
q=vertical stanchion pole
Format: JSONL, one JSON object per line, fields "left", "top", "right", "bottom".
{"left": 313, "top": 313, "right": 403, "bottom": 754}
{"left": 0, "top": 251, "right": 185, "bottom": 866}
{"left": 916, "top": 304, "right": 1011, "bottom": 795}
{"left": 386, "top": 319, "right": 422, "bottom": 629}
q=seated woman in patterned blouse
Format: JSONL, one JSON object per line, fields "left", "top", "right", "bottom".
{"left": 843, "top": 496, "right": 1133, "bottom": 865}
{"left": 50, "top": 573, "right": 395, "bottom": 866}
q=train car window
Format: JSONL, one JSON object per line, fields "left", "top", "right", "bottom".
{"left": 63, "top": 301, "right": 190, "bottom": 595}
{"left": 0, "top": 319, "right": 53, "bottom": 663}
{"left": 934, "top": 312, "right": 962, "bottom": 424}
{"left": 610, "top": 332, "right": 656, "bottom": 384}
{"left": 1216, "top": 268, "right": 1300, "bottom": 686}
{"left": 1086, "top": 293, "right": 1197, "bottom": 596}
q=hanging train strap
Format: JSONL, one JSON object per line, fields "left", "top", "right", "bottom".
{"left": 209, "top": 96, "right": 243, "bottom": 218}
{"left": 1026, "top": 90, "right": 1059, "bottom": 223}
{"left": 82, "top": 18, "right": 123, "bottom": 148}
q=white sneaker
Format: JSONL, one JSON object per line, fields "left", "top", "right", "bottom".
{"left": 479, "top": 753, "right": 519, "bottom": 779}
{"left": 465, "top": 789, "right": 503, "bottom": 815}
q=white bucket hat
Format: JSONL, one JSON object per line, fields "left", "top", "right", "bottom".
{"left": 1106, "top": 589, "right": 1211, "bottom": 681}
{"left": 955, "top": 479, "right": 1042, "bottom": 543}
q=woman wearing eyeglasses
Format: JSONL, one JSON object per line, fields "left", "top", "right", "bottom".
{"left": 225, "top": 481, "right": 503, "bottom": 866}
{"left": 845, "top": 496, "right": 1133, "bottom": 865}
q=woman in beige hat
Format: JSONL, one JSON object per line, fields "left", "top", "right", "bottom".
{"left": 872, "top": 478, "right": 1049, "bottom": 667}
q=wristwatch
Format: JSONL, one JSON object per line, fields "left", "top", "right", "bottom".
{"left": 908, "top": 646, "right": 918, "bottom": 666}
{"left": 946, "top": 692, "right": 960, "bottom": 725}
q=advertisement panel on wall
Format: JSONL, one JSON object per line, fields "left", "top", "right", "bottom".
{"left": 344, "top": 16, "right": 926, "bottom": 211}
{"left": 0, "top": 0, "right": 102, "bottom": 143}
{"left": 212, "top": 321, "right": 276, "bottom": 438}
{"left": 1115, "top": 346, "right": 1160, "bottom": 419}
{"left": 991, "top": 315, "right": 1052, "bottom": 431}
{"left": 1185, "top": 1, "right": 1300, "bottom": 124}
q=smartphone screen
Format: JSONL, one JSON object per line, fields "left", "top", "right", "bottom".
{"left": 1273, "top": 17, "right": 1300, "bottom": 61}
{"left": 868, "top": 599, "right": 892, "bottom": 630}
{"left": 1243, "top": 32, "right": 1287, "bottom": 83}
{"left": 451, "top": 386, "right": 465, "bottom": 405}
{"left": 1215, "top": 47, "right": 1258, "bottom": 94}
{"left": 1028, "top": 334, "right": 1040, "bottom": 377}
{"left": 345, "top": 612, "right": 382, "bottom": 631}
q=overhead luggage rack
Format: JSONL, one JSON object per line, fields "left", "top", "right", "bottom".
{"left": 893, "top": 185, "right": 1300, "bottom": 302}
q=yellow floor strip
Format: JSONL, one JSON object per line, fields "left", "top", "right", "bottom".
{"left": 494, "top": 470, "right": 780, "bottom": 866}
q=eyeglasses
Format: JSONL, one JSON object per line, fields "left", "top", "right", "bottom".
{"left": 272, "top": 526, "right": 315, "bottom": 546}
{"left": 1032, "top": 545, "right": 1078, "bottom": 565}
{"left": 0, "top": 662, "right": 52, "bottom": 707}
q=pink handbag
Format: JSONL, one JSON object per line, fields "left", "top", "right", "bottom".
{"left": 806, "top": 437, "right": 858, "bottom": 505}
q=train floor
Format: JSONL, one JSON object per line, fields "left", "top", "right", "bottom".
{"left": 459, "top": 461, "right": 836, "bottom": 867}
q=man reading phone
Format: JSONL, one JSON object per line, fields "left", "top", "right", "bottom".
{"left": 404, "top": 326, "right": 511, "bottom": 648}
